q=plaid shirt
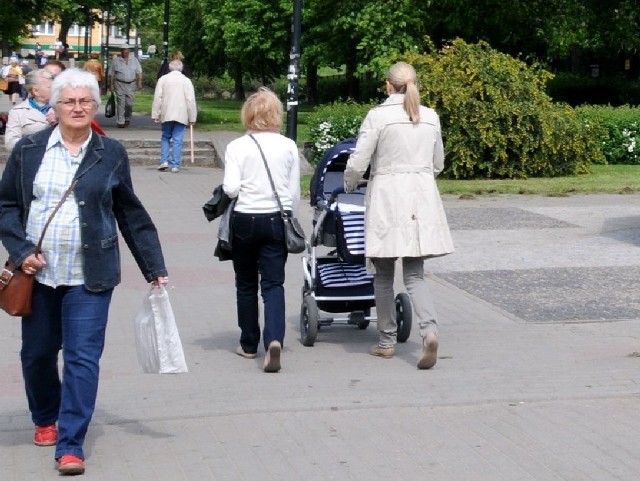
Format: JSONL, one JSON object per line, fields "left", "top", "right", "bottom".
{"left": 25, "top": 127, "right": 92, "bottom": 287}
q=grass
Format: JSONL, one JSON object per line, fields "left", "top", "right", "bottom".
{"left": 300, "top": 165, "right": 640, "bottom": 198}
{"left": 435, "top": 165, "right": 640, "bottom": 196}
{"left": 132, "top": 92, "right": 312, "bottom": 142}
{"left": 131, "top": 93, "right": 640, "bottom": 197}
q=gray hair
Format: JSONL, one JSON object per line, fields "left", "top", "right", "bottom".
{"left": 25, "top": 69, "right": 52, "bottom": 96}
{"left": 168, "top": 59, "right": 183, "bottom": 72}
{"left": 50, "top": 68, "right": 101, "bottom": 107}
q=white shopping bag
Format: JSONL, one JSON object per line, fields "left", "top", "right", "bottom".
{"left": 133, "top": 286, "right": 188, "bottom": 374}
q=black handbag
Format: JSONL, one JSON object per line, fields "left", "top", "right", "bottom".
{"left": 104, "top": 91, "right": 116, "bottom": 118}
{"left": 249, "top": 134, "right": 306, "bottom": 254}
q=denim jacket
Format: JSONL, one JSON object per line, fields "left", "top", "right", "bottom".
{"left": 0, "top": 126, "right": 168, "bottom": 292}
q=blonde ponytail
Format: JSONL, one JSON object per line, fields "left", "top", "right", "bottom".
{"left": 403, "top": 81, "right": 420, "bottom": 124}
{"left": 386, "top": 62, "right": 421, "bottom": 124}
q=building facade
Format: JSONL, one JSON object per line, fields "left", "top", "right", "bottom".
{"left": 21, "top": 17, "right": 139, "bottom": 59}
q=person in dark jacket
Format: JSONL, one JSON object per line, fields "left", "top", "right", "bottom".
{"left": 0, "top": 68, "right": 168, "bottom": 476}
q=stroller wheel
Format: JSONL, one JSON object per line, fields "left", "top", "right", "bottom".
{"left": 300, "top": 295, "right": 319, "bottom": 347}
{"left": 395, "top": 293, "right": 412, "bottom": 343}
{"left": 354, "top": 308, "right": 370, "bottom": 329}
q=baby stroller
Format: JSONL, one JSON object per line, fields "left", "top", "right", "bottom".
{"left": 300, "top": 139, "right": 412, "bottom": 346}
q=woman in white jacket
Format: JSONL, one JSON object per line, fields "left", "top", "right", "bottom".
{"left": 344, "top": 62, "right": 454, "bottom": 369}
{"left": 5, "top": 69, "right": 57, "bottom": 152}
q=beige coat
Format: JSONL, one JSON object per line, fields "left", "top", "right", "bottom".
{"left": 151, "top": 70, "right": 197, "bottom": 125}
{"left": 4, "top": 100, "right": 49, "bottom": 152}
{"left": 344, "top": 94, "right": 454, "bottom": 262}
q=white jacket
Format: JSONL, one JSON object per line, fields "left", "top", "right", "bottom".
{"left": 5, "top": 99, "right": 49, "bottom": 152}
{"left": 344, "top": 94, "right": 454, "bottom": 260}
{"left": 151, "top": 70, "right": 197, "bottom": 125}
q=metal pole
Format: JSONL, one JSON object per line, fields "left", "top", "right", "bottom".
{"left": 125, "top": 0, "right": 132, "bottom": 44}
{"left": 160, "top": 0, "right": 170, "bottom": 72}
{"left": 103, "top": 10, "right": 110, "bottom": 93}
{"left": 285, "top": 0, "right": 302, "bottom": 141}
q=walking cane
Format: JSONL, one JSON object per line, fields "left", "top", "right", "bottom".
{"left": 190, "top": 124, "right": 195, "bottom": 163}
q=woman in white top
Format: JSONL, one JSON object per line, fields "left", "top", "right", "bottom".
{"left": 223, "top": 88, "right": 300, "bottom": 373}
{"left": 344, "top": 62, "right": 454, "bottom": 369}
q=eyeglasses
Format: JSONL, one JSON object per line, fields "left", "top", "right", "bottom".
{"left": 57, "top": 98, "right": 96, "bottom": 110}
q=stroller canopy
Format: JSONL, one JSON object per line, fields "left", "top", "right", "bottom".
{"left": 309, "top": 138, "right": 357, "bottom": 206}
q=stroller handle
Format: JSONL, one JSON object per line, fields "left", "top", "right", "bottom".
{"left": 328, "top": 181, "right": 367, "bottom": 205}
{"left": 329, "top": 186, "right": 345, "bottom": 202}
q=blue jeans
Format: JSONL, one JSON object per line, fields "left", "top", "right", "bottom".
{"left": 21, "top": 282, "right": 113, "bottom": 460}
{"left": 231, "top": 211, "right": 288, "bottom": 353}
{"left": 160, "top": 121, "right": 187, "bottom": 168}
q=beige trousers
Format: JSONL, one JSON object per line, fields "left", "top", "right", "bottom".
{"left": 372, "top": 257, "right": 439, "bottom": 347}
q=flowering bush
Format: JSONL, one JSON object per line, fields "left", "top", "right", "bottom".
{"left": 307, "top": 101, "right": 375, "bottom": 164}
{"left": 576, "top": 105, "right": 640, "bottom": 165}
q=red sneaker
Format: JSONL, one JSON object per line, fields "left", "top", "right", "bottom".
{"left": 57, "top": 454, "right": 85, "bottom": 475}
{"left": 33, "top": 425, "right": 57, "bottom": 446}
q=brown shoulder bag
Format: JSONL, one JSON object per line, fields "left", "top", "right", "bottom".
{"left": 0, "top": 180, "right": 78, "bottom": 317}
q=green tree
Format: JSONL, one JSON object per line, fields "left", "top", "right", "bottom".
{"left": 0, "top": 0, "right": 49, "bottom": 55}
{"left": 303, "top": 0, "right": 432, "bottom": 99}
{"left": 172, "top": 0, "right": 291, "bottom": 99}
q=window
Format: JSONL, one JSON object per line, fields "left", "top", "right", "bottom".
{"left": 109, "top": 25, "right": 126, "bottom": 38}
{"left": 69, "top": 24, "right": 87, "bottom": 37}
{"left": 32, "top": 22, "right": 55, "bottom": 35}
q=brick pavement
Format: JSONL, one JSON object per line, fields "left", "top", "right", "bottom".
{"left": 1, "top": 91, "right": 640, "bottom": 480}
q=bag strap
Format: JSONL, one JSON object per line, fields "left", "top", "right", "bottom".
{"left": 248, "top": 134, "right": 286, "bottom": 219}
{"left": 34, "top": 179, "right": 79, "bottom": 255}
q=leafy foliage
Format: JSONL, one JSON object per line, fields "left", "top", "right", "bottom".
{"left": 407, "top": 39, "right": 602, "bottom": 179}
{"left": 576, "top": 105, "right": 640, "bottom": 165}
{"left": 306, "top": 101, "right": 374, "bottom": 163}
{"left": 307, "top": 39, "right": 604, "bottom": 178}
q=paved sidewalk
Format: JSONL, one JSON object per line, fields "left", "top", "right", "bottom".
{"left": 2, "top": 91, "right": 640, "bottom": 480}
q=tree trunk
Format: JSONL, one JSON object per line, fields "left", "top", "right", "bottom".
{"left": 59, "top": 14, "right": 74, "bottom": 45}
{"left": 345, "top": 58, "right": 359, "bottom": 101}
{"left": 306, "top": 64, "right": 318, "bottom": 105}
{"left": 233, "top": 62, "right": 245, "bottom": 100}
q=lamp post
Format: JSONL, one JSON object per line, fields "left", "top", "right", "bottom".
{"left": 160, "top": 0, "right": 170, "bottom": 71}
{"left": 285, "top": 0, "right": 302, "bottom": 141}
{"left": 103, "top": 9, "right": 110, "bottom": 93}
{"left": 125, "top": 0, "right": 132, "bottom": 45}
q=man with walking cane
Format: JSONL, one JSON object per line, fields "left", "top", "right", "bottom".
{"left": 151, "top": 59, "right": 197, "bottom": 173}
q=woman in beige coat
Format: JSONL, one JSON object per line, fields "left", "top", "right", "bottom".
{"left": 344, "top": 62, "right": 454, "bottom": 369}
{"left": 5, "top": 69, "right": 57, "bottom": 152}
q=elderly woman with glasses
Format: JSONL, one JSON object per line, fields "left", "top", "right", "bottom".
{"left": 4, "top": 69, "right": 58, "bottom": 152}
{"left": 0, "top": 68, "right": 168, "bottom": 475}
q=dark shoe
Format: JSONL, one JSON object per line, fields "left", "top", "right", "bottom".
{"left": 57, "top": 454, "right": 85, "bottom": 475}
{"left": 370, "top": 344, "right": 395, "bottom": 359}
{"left": 124, "top": 120, "right": 130, "bottom": 126}
{"left": 263, "top": 340, "right": 281, "bottom": 372}
{"left": 236, "top": 346, "right": 257, "bottom": 359}
{"left": 417, "top": 333, "right": 438, "bottom": 369}
{"left": 34, "top": 424, "right": 57, "bottom": 446}
{"left": 117, "top": 124, "right": 125, "bottom": 128}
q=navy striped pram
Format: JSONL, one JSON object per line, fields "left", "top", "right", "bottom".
{"left": 300, "top": 139, "right": 412, "bottom": 346}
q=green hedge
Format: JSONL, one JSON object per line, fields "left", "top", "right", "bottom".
{"left": 548, "top": 73, "right": 640, "bottom": 106}
{"left": 576, "top": 105, "right": 640, "bottom": 165}
{"left": 407, "top": 40, "right": 601, "bottom": 179}
{"left": 306, "top": 101, "right": 376, "bottom": 163}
